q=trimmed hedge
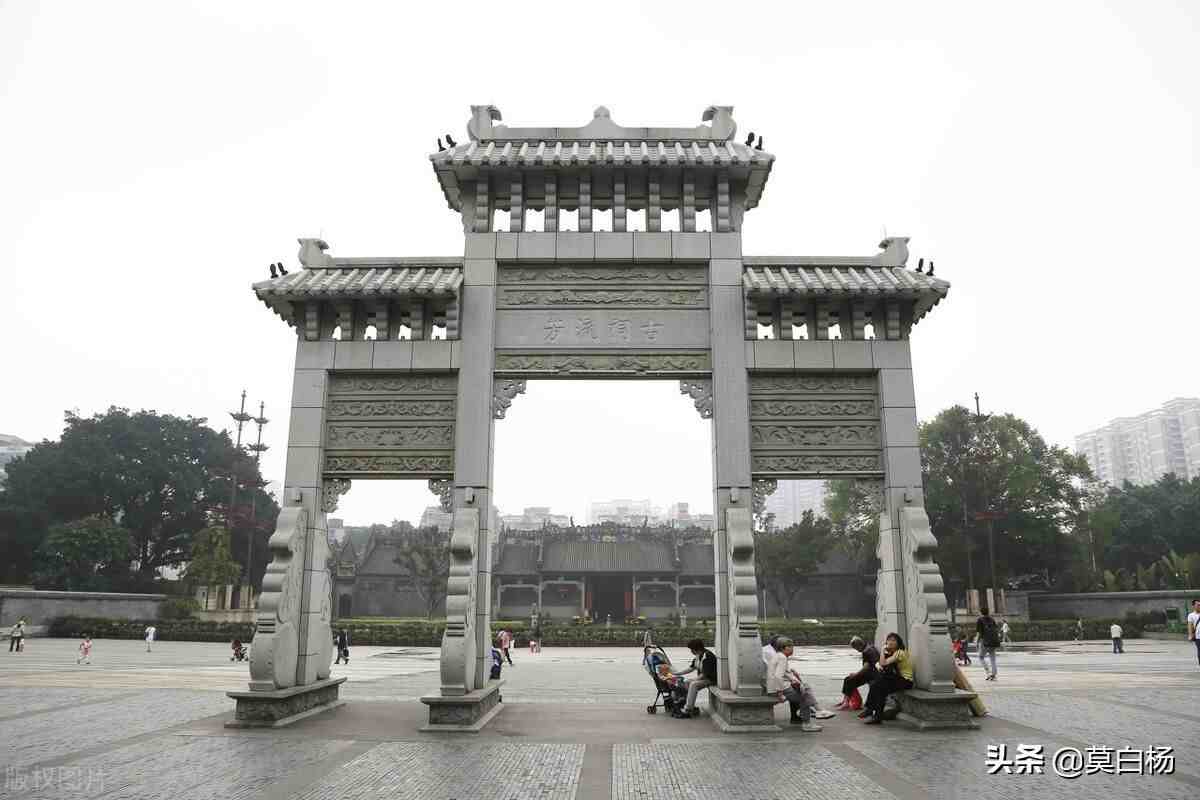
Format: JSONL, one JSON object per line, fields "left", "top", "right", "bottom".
{"left": 48, "top": 615, "right": 1142, "bottom": 646}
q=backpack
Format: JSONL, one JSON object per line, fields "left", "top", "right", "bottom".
{"left": 978, "top": 616, "right": 1001, "bottom": 647}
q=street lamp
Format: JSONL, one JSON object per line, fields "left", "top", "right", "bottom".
{"left": 244, "top": 402, "right": 270, "bottom": 606}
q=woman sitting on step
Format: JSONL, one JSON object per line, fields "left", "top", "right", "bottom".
{"left": 861, "top": 632, "right": 914, "bottom": 725}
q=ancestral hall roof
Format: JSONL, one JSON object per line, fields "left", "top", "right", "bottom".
{"left": 742, "top": 261, "right": 950, "bottom": 324}
{"left": 430, "top": 106, "right": 775, "bottom": 214}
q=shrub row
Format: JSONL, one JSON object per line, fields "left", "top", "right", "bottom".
{"left": 47, "top": 615, "right": 1142, "bottom": 646}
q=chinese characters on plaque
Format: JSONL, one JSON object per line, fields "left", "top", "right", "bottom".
{"left": 544, "top": 316, "right": 665, "bottom": 345}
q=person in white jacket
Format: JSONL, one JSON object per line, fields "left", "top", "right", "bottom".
{"left": 767, "top": 638, "right": 822, "bottom": 732}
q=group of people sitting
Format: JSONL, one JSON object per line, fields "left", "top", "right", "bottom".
{"left": 835, "top": 633, "right": 916, "bottom": 724}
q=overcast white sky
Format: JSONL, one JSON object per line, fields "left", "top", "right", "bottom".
{"left": 2, "top": 2, "right": 1197, "bottom": 526}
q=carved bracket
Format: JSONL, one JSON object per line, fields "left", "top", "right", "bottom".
{"left": 679, "top": 379, "right": 713, "bottom": 419}
{"left": 493, "top": 379, "right": 527, "bottom": 419}
{"left": 751, "top": 478, "right": 778, "bottom": 518}
{"left": 321, "top": 478, "right": 351, "bottom": 513}
{"left": 428, "top": 478, "right": 453, "bottom": 513}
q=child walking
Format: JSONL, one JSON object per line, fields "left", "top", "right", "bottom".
{"left": 77, "top": 633, "right": 93, "bottom": 665}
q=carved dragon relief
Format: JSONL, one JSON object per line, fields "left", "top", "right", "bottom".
{"left": 322, "top": 479, "right": 351, "bottom": 513}
{"left": 324, "top": 454, "right": 453, "bottom": 474}
{"left": 678, "top": 380, "right": 713, "bottom": 419}
{"left": 495, "top": 352, "right": 710, "bottom": 374}
{"left": 492, "top": 379, "right": 527, "bottom": 420}
{"left": 249, "top": 504, "right": 307, "bottom": 691}
{"left": 428, "top": 478, "right": 453, "bottom": 513}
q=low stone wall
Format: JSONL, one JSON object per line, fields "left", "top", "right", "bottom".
{"left": 0, "top": 589, "right": 166, "bottom": 631}
{"left": 1029, "top": 590, "right": 1198, "bottom": 621}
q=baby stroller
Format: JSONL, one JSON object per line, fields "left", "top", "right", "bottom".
{"left": 643, "top": 645, "right": 685, "bottom": 714}
{"left": 230, "top": 640, "right": 247, "bottom": 662}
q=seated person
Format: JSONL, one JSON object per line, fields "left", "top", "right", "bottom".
{"left": 761, "top": 634, "right": 779, "bottom": 665}
{"left": 862, "top": 632, "right": 914, "bottom": 724}
{"left": 767, "top": 637, "right": 822, "bottom": 731}
{"left": 671, "top": 638, "right": 717, "bottom": 718}
{"left": 836, "top": 635, "right": 879, "bottom": 709}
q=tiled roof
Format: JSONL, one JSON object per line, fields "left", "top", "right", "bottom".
{"left": 253, "top": 262, "right": 464, "bottom": 324}
{"left": 678, "top": 544, "right": 715, "bottom": 575}
{"left": 541, "top": 540, "right": 676, "bottom": 573}
{"left": 430, "top": 140, "right": 774, "bottom": 213}
{"left": 742, "top": 263, "right": 950, "bottom": 323}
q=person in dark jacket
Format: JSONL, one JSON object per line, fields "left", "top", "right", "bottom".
{"left": 672, "top": 638, "right": 717, "bottom": 718}
{"left": 334, "top": 629, "right": 350, "bottom": 665}
{"left": 836, "top": 636, "right": 880, "bottom": 709}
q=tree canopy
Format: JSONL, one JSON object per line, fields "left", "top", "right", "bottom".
{"left": 34, "top": 515, "right": 133, "bottom": 591}
{"left": 0, "top": 407, "right": 277, "bottom": 589}
{"left": 393, "top": 527, "right": 451, "bottom": 619}
{"left": 754, "top": 510, "right": 835, "bottom": 617}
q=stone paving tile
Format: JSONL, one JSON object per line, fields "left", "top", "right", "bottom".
{"left": 844, "top": 733, "right": 1193, "bottom": 800}
{"left": 614, "top": 743, "right": 895, "bottom": 800}
{"left": 985, "top": 692, "right": 1200, "bottom": 778}
{"left": 293, "top": 742, "right": 585, "bottom": 800}
{"left": 0, "top": 687, "right": 128, "bottom": 719}
{"left": 0, "top": 688, "right": 228, "bottom": 766}
{"left": 1109, "top": 686, "right": 1200, "bottom": 719}
{"left": 0, "top": 735, "right": 350, "bottom": 800}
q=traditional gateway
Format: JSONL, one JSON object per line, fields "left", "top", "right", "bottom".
{"left": 234, "top": 105, "right": 973, "bottom": 732}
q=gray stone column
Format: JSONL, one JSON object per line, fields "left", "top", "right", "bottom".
{"left": 449, "top": 232, "right": 499, "bottom": 691}
{"left": 708, "top": 233, "right": 762, "bottom": 694}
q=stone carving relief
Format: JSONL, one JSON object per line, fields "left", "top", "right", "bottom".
{"left": 751, "top": 424, "right": 880, "bottom": 447}
{"left": 749, "top": 375, "right": 877, "bottom": 393}
{"left": 495, "top": 352, "right": 710, "bottom": 375}
{"left": 249, "top": 505, "right": 307, "bottom": 690}
{"left": 750, "top": 454, "right": 883, "bottom": 474}
{"left": 324, "top": 454, "right": 453, "bottom": 474}
{"left": 492, "top": 379, "right": 527, "bottom": 420}
{"left": 725, "top": 506, "right": 764, "bottom": 694}
{"left": 327, "top": 375, "right": 458, "bottom": 394}
{"left": 498, "top": 288, "right": 707, "bottom": 308}
{"left": 751, "top": 479, "right": 778, "bottom": 517}
{"left": 428, "top": 478, "right": 453, "bottom": 513}
{"left": 441, "top": 507, "right": 479, "bottom": 695}
{"left": 890, "top": 504, "right": 955, "bottom": 693}
{"left": 749, "top": 399, "right": 877, "bottom": 418}
{"left": 321, "top": 478, "right": 351, "bottom": 513}
{"left": 327, "top": 400, "right": 456, "bottom": 418}
{"left": 500, "top": 266, "right": 706, "bottom": 284}
{"left": 679, "top": 380, "right": 713, "bottom": 419}
{"left": 326, "top": 425, "right": 455, "bottom": 447}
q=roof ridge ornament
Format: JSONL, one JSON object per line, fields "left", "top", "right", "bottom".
{"left": 870, "top": 236, "right": 910, "bottom": 267}
{"left": 464, "top": 105, "right": 738, "bottom": 143}
{"left": 298, "top": 238, "right": 334, "bottom": 268}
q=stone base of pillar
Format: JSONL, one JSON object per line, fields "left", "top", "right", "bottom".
{"left": 707, "top": 687, "right": 781, "bottom": 733}
{"left": 420, "top": 680, "right": 504, "bottom": 732}
{"left": 893, "top": 689, "right": 980, "bottom": 730}
{"left": 225, "top": 677, "right": 346, "bottom": 729}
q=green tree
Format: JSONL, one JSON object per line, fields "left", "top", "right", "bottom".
{"left": 920, "top": 406, "right": 1092, "bottom": 592}
{"left": 0, "top": 408, "right": 277, "bottom": 588}
{"left": 754, "top": 510, "right": 835, "bottom": 617}
{"left": 1098, "top": 475, "right": 1200, "bottom": 573}
{"left": 823, "top": 479, "right": 881, "bottom": 568}
{"left": 33, "top": 515, "right": 133, "bottom": 591}
{"left": 183, "top": 525, "right": 244, "bottom": 608}
{"left": 394, "top": 527, "right": 451, "bottom": 619}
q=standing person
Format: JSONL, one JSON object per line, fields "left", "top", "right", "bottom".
{"left": 1073, "top": 618, "right": 1084, "bottom": 643}
{"left": 975, "top": 606, "right": 1001, "bottom": 681}
{"left": 77, "top": 633, "right": 93, "bottom": 665}
{"left": 862, "top": 632, "right": 914, "bottom": 724}
{"left": 497, "top": 627, "right": 514, "bottom": 666}
{"left": 767, "top": 637, "right": 822, "bottom": 731}
{"left": 334, "top": 629, "right": 350, "bottom": 665}
{"left": 672, "top": 638, "right": 717, "bottom": 718}
{"left": 144, "top": 624, "right": 157, "bottom": 653}
{"left": 1000, "top": 618, "right": 1012, "bottom": 645}
{"left": 8, "top": 619, "right": 25, "bottom": 653}
{"left": 1188, "top": 599, "right": 1200, "bottom": 668}
{"left": 1110, "top": 622, "right": 1123, "bottom": 654}
{"left": 836, "top": 636, "right": 879, "bottom": 709}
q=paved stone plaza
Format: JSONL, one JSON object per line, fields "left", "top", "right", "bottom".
{"left": 1, "top": 639, "right": 1196, "bottom": 799}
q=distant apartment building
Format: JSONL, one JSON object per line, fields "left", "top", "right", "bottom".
{"left": 587, "top": 498, "right": 662, "bottom": 526}
{"left": 763, "top": 480, "right": 828, "bottom": 529}
{"left": 664, "top": 502, "right": 714, "bottom": 530}
{"left": 0, "top": 434, "right": 34, "bottom": 486}
{"left": 1076, "top": 398, "right": 1200, "bottom": 486}
{"left": 499, "top": 506, "right": 572, "bottom": 530}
